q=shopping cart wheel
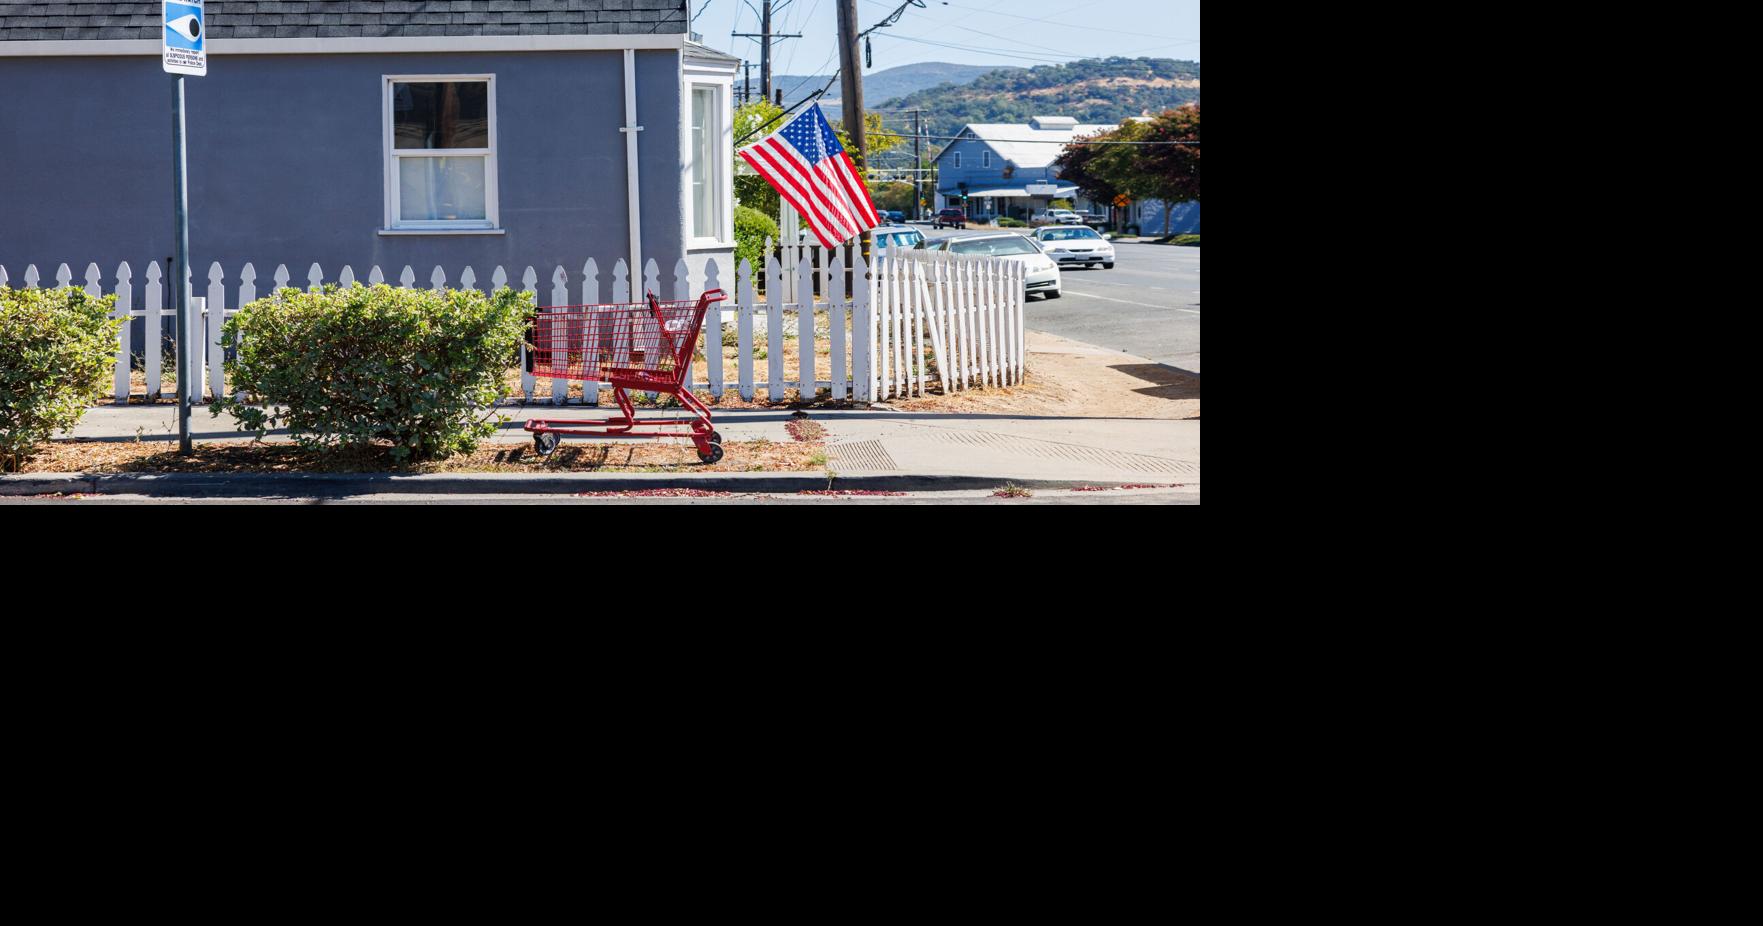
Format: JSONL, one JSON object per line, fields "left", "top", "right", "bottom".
{"left": 698, "top": 442, "right": 724, "bottom": 465}
{"left": 709, "top": 430, "right": 723, "bottom": 445}
{"left": 534, "top": 431, "right": 560, "bottom": 456}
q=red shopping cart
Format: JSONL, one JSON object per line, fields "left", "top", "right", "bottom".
{"left": 523, "top": 289, "right": 728, "bottom": 463}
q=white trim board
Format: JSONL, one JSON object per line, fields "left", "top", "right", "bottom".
{"left": 0, "top": 34, "right": 688, "bottom": 57}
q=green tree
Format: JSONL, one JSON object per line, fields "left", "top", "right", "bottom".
{"left": 869, "top": 181, "right": 916, "bottom": 215}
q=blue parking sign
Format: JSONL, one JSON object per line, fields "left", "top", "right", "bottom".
{"left": 163, "top": 0, "right": 206, "bottom": 76}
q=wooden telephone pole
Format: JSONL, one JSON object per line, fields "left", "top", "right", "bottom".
{"left": 836, "top": 0, "right": 869, "bottom": 261}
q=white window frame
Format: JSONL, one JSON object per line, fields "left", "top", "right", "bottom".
{"left": 683, "top": 75, "right": 734, "bottom": 250}
{"left": 382, "top": 74, "right": 501, "bottom": 234}
{"left": 952, "top": 151, "right": 962, "bottom": 169}
{"left": 982, "top": 150, "right": 991, "bottom": 169}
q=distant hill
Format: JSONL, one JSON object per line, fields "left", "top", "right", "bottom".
{"left": 888, "top": 57, "right": 1201, "bottom": 142}
{"left": 773, "top": 61, "right": 1024, "bottom": 118}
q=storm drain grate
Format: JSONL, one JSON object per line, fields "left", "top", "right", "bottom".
{"left": 827, "top": 440, "right": 900, "bottom": 472}
{"left": 920, "top": 429, "right": 1198, "bottom": 475}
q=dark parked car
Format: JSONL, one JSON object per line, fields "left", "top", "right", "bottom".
{"left": 934, "top": 208, "right": 967, "bottom": 229}
{"left": 884, "top": 210, "right": 905, "bottom": 223}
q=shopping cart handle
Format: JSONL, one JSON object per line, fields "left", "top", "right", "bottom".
{"left": 701, "top": 288, "right": 727, "bottom": 303}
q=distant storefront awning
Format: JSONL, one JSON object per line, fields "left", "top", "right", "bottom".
{"left": 944, "top": 185, "right": 1079, "bottom": 198}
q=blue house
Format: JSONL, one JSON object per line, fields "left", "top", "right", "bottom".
{"left": 931, "top": 115, "right": 1114, "bottom": 220}
{"left": 931, "top": 114, "right": 1198, "bottom": 233}
{"left": 0, "top": 1, "right": 740, "bottom": 290}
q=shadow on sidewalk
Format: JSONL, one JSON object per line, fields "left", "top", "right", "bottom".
{"left": 1110, "top": 364, "right": 1201, "bottom": 402}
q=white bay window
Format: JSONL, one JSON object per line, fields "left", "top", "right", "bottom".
{"left": 685, "top": 79, "right": 731, "bottom": 247}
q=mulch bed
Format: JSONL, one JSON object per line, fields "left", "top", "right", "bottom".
{"left": 14, "top": 437, "right": 823, "bottom": 475}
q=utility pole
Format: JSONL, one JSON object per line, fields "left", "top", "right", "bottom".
{"left": 732, "top": 3, "right": 799, "bottom": 106}
{"left": 741, "top": 62, "right": 754, "bottom": 105}
{"left": 912, "top": 109, "right": 923, "bottom": 221}
{"left": 761, "top": 0, "right": 771, "bottom": 102}
{"left": 837, "top": 0, "right": 869, "bottom": 260}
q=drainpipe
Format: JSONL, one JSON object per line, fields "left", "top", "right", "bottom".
{"left": 620, "top": 49, "right": 644, "bottom": 286}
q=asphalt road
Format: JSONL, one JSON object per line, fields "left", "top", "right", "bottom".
{"left": 916, "top": 225, "right": 1200, "bottom": 374}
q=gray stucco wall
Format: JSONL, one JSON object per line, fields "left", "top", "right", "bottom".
{"left": 0, "top": 49, "right": 692, "bottom": 293}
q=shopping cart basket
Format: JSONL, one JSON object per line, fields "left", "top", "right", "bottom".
{"left": 522, "top": 289, "right": 728, "bottom": 462}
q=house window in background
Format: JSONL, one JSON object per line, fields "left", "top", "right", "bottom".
{"left": 690, "top": 85, "right": 724, "bottom": 241}
{"left": 386, "top": 77, "right": 497, "bottom": 229}
{"left": 952, "top": 152, "right": 961, "bottom": 169}
{"left": 982, "top": 150, "right": 991, "bottom": 168}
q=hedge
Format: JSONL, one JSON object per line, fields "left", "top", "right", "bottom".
{"left": 0, "top": 285, "right": 121, "bottom": 471}
{"left": 211, "top": 283, "right": 531, "bottom": 463}
{"left": 735, "top": 204, "right": 779, "bottom": 271}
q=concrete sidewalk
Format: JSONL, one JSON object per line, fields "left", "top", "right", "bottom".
{"left": 56, "top": 404, "right": 1199, "bottom": 487}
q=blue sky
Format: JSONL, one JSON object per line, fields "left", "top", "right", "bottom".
{"left": 691, "top": 0, "right": 1200, "bottom": 76}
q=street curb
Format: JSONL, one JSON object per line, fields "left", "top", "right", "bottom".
{"left": 0, "top": 471, "right": 1190, "bottom": 498}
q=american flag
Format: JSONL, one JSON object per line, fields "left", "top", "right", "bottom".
{"left": 738, "top": 104, "right": 882, "bottom": 249}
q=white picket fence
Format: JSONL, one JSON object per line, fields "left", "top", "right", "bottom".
{"left": 0, "top": 245, "right": 1026, "bottom": 405}
{"left": 868, "top": 248, "right": 1026, "bottom": 400}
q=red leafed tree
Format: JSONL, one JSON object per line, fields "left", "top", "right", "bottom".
{"left": 1053, "top": 104, "right": 1199, "bottom": 235}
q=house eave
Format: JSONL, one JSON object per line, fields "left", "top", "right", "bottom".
{"left": 0, "top": 33, "right": 690, "bottom": 57}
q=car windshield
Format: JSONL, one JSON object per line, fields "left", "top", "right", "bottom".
{"left": 949, "top": 236, "right": 1039, "bottom": 256}
{"left": 1039, "top": 227, "right": 1102, "bottom": 241}
{"left": 877, "top": 231, "right": 923, "bottom": 249}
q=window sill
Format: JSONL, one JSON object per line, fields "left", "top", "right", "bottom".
{"left": 686, "top": 238, "right": 734, "bottom": 251}
{"left": 378, "top": 228, "right": 506, "bottom": 236}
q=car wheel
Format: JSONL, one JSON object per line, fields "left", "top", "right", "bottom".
{"left": 1102, "top": 262, "right": 1114, "bottom": 270}
{"left": 1044, "top": 289, "right": 1062, "bottom": 299}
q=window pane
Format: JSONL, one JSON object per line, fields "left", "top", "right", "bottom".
{"left": 393, "top": 82, "right": 489, "bottom": 149}
{"left": 399, "top": 156, "right": 487, "bottom": 221}
{"left": 692, "top": 87, "right": 717, "bottom": 239}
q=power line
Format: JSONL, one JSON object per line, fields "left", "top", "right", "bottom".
{"left": 927, "top": 0, "right": 1200, "bottom": 44}
{"left": 872, "top": 32, "right": 1087, "bottom": 65}
{"left": 870, "top": 130, "right": 1198, "bottom": 145}
{"left": 735, "top": 69, "right": 842, "bottom": 146}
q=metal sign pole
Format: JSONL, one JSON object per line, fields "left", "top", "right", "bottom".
{"left": 172, "top": 75, "right": 192, "bottom": 454}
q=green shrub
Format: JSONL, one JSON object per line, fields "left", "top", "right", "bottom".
{"left": 1167, "top": 234, "right": 1202, "bottom": 246}
{"left": 735, "top": 204, "right": 779, "bottom": 272}
{"left": 997, "top": 217, "right": 1027, "bottom": 228}
{"left": 212, "top": 283, "right": 532, "bottom": 463}
{"left": 0, "top": 286, "right": 121, "bottom": 471}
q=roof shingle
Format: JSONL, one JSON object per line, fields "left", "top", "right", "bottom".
{"left": 0, "top": 1, "right": 689, "bottom": 40}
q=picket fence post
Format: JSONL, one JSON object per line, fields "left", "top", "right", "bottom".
{"left": 521, "top": 267, "right": 538, "bottom": 400}
{"left": 145, "top": 261, "right": 164, "bottom": 399}
{"left": 112, "top": 263, "right": 132, "bottom": 404}
{"left": 581, "top": 258, "right": 601, "bottom": 406}
{"left": 796, "top": 250, "right": 814, "bottom": 400}
{"left": 765, "top": 250, "right": 784, "bottom": 402}
{"left": 704, "top": 259, "right": 724, "bottom": 399}
{"left": 207, "top": 263, "right": 225, "bottom": 399}
{"left": 736, "top": 258, "right": 756, "bottom": 400}
{"left": 829, "top": 246, "right": 847, "bottom": 400}
{"left": 551, "top": 265, "right": 569, "bottom": 405}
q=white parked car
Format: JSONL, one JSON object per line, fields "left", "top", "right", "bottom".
{"left": 924, "top": 233, "right": 1062, "bottom": 299}
{"left": 1032, "top": 225, "right": 1115, "bottom": 269}
{"left": 1030, "top": 208, "right": 1085, "bottom": 226}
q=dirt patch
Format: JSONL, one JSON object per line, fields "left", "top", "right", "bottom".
{"left": 884, "top": 331, "right": 1198, "bottom": 419}
{"left": 15, "top": 437, "right": 823, "bottom": 475}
